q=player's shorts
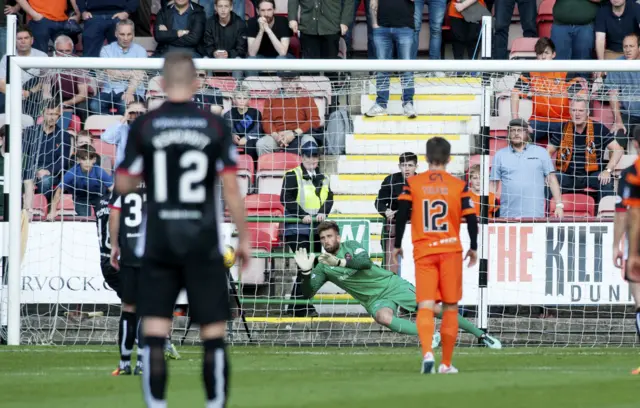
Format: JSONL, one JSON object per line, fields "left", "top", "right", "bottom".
{"left": 414, "top": 252, "right": 463, "bottom": 304}
{"left": 119, "top": 264, "right": 140, "bottom": 306}
{"left": 137, "top": 256, "right": 230, "bottom": 325}
{"left": 366, "top": 278, "right": 417, "bottom": 316}
{"left": 101, "top": 258, "right": 121, "bottom": 298}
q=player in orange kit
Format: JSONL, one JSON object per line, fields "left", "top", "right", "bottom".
{"left": 392, "top": 137, "right": 478, "bottom": 374}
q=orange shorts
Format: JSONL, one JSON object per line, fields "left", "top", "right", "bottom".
{"left": 414, "top": 252, "right": 463, "bottom": 304}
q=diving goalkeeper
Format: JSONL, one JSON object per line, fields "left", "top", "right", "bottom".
{"left": 293, "top": 221, "right": 501, "bottom": 348}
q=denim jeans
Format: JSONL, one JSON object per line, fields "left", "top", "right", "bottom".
{"left": 529, "top": 120, "right": 563, "bottom": 145}
{"left": 199, "top": 0, "right": 245, "bottom": 19}
{"left": 82, "top": 14, "right": 118, "bottom": 58}
{"left": 28, "top": 18, "right": 66, "bottom": 53}
{"left": 373, "top": 27, "right": 415, "bottom": 107}
{"left": 36, "top": 175, "right": 57, "bottom": 200}
{"left": 493, "top": 0, "right": 537, "bottom": 60}
{"left": 413, "top": 0, "right": 446, "bottom": 60}
{"left": 0, "top": 25, "right": 7, "bottom": 58}
{"left": 551, "top": 23, "right": 594, "bottom": 61}
{"left": 346, "top": 0, "right": 376, "bottom": 59}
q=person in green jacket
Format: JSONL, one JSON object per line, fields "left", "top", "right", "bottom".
{"left": 293, "top": 220, "right": 502, "bottom": 349}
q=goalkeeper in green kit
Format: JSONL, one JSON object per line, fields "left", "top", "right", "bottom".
{"left": 294, "top": 221, "right": 502, "bottom": 349}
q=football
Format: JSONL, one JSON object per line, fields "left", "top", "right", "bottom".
{"left": 223, "top": 245, "right": 236, "bottom": 268}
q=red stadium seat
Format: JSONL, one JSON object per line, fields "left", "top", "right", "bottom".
{"left": 93, "top": 139, "right": 117, "bottom": 166}
{"left": 245, "top": 194, "right": 284, "bottom": 216}
{"left": 237, "top": 154, "right": 255, "bottom": 197}
{"left": 549, "top": 193, "right": 595, "bottom": 217}
{"left": 32, "top": 194, "right": 48, "bottom": 218}
{"left": 510, "top": 37, "right": 539, "bottom": 59}
{"left": 256, "top": 152, "right": 301, "bottom": 194}
{"left": 206, "top": 77, "right": 237, "bottom": 92}
{"left": 85, "top": 115, "right": 123, "bottom": 136}
{"left": 245, "top": 0, "right": 256, "bottom": 18}
{"left": 598, "top": 196, "right": 617, "bottom": 218}
{"left": 58, "top": 194, "right": 77, "bottom": 216}
{"left": 248, "top": 98, "right": 266, "bottom": 113}
{"left": 537, "top": 0, "right": 554, "bottom": 38}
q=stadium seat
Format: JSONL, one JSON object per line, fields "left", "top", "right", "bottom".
{"left": 57, "top": 194, "right": 77, "bottom": 216}
{"left": 243, "top": 77, "right": 282, "bottom": 96}
{"left": 598, "top": 196, "right": 617, "bottom": 218}
{"left": 32, "top": 194, "right": 48, "bottom": 218}
{"left": 549, "top": 193, "right": 595, "bottom": 217}
{"left": 537, "top": 0, "right": 554, "bottom": 38}
{"left": 85, "top": 115, "right": 124, "bottom": 136}
{"left": 509, "top": 37, "right": 539, "bottom": 59}
{"left": 242, "top": 227, "right": 275, "bottom": 285}
{"left": 245, "top": 194, "right": 284, "bottom": 217}
{"left": 256, "top": 152, "right": 301, "bottom": 194}
{"left": 0, "top": 113, "right": 35, "bottom": 128}
{"left": 206, "top": 77, "right": 237, "bottom": 92}
{"left": 275, "top": 0, "right": 287, "bottom": 14}
{"left": 93, "top": 139, "right": 116, "bottom": 165}
{"left": 245, "top": 0, "right": 256, "bottom": 18}
{"left": 249, "top": 98, "right": 267, "bottom": 113}
{"left": 297, "top": 76, "right": 332, "bottom": 98}
{"left": 236, "top": 154, "right": 255, "bottom": 197}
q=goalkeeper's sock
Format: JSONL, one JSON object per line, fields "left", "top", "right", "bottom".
{"left": 142, "top": 336, "right": 167, "bottom": 408}
{"left": 435, "top": 310, "right": 484, "bottom": 338}
{"left": 416, "top": 308, "right": 435, "bottom": 357}
{"left": 203, "top": 338, "right": 229, "bottom": 408}
{"left": 119, "top": 312, "right": 136, "bottom": 367}
{"left": 440, "top": 309, "right": 459, "bottom": 367}
{"left": 635, "top": 308, "right": 640, "bottom": 338}
{"left": 388, "top": 317, "right": 419, "bottom": 335}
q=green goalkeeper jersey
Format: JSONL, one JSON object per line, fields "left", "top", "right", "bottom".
{"left": 301, "top": 240, "right": 402, "bottom": 305}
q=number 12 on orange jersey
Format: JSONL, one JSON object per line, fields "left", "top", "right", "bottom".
{"left": 423, "top": 200, "right": 449, "bottom": 232}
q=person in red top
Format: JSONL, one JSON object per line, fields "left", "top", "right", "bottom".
{"left": 256, "top": 73, "right": 322, "bottom": 157}
{"left": 510, "top": 37, "right": 584, "bottom": 144}
{"left": 393, "top": 137, "right": 478, "bottom": 375}
{"left": 448, "top": 0, "right": 486, "bottom": 60}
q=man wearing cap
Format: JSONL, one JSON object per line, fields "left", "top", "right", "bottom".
{"left": 280, "top": 141, "right": 334, "bottom": 317}
{"left": 547, "top": 97, "right": 623, "bottom": 205}
{"left": 490, "top": 118, "right": 564, "bottom": 219}
{"left": 375, "top": 152, "right": 418, "bottom": 272}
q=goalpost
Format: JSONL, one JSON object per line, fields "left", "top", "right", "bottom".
{"left": 3, "top": 17, "right": 640, "bottom": 346}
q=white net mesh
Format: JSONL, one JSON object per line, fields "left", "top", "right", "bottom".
{"left": 4, "top": 60, "right": 639, "bottom": 347}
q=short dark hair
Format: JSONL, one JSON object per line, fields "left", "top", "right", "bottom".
{"left": 162, "top": 51, "right": 196, "bottom": 89}
{"left": 399, "top": 152, "right": 418, "bottom": 165}
{"left": 317, "top": 220, "right": 340, "bottom": 236}
{"left": 425, "top": 137, "right": 451, "bottom": 166}
{"left": 76, "top": 145, "right": 98, "bottom": 161}
{"left": 43, "top": 99, "right": 60, "bottom": 112}
{"left": 534, "top": 37, "right": 555, "bottom": 55}
{"left": 257, "top": 0, "right": 275, "bottom": 8}
{"left": 16, "top": 25, "right": 33, "bottom": 38}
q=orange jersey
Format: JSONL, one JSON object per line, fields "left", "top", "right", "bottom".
{"left": 398, "top": 170, "right": 475, "bottom": 260}
{"left": 514, "top": 72, "right": 582, "bottom": 122}
{"left": 468, "top": 191, "right": 499, "bottom": 218}
{"left": 624, "top": 158, "right": 640, "bottom": 208}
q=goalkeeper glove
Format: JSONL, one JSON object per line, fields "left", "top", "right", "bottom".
{"left": 294, "top": 248, "right": 316, "bottom": 275}
{"left": 318, "top": 253, "right": 346, "bottom": 268}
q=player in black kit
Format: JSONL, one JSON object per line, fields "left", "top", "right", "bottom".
{"left": 115, "top": 51, "right": 250, "bottom": 408}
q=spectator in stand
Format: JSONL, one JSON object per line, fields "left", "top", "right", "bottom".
{"left": 197, "top": 0, "right": 245, "bottom": 21}
{"left": 48, "top": 145, "right": 112, "bottom": 218}
{"left": 366, "top": 0, "right": 415, "bottom": 118}
{"left": 288, "top": 0, "right": 353, "bottom": 61}
{"left": 374, "top": 152, "right": 418, "bottom": 273}
{"left": 467, "top": 164, "right": 499, "bottom": 218}
{"left": 608, "top": 33, "right": 640, "bottom": 150}
{"left": 247, "top": 0, "right": 292, "bottom": 67}
{"left": 595, "top": 0, "right": 640, "bottom": 64}
{"left": 200, "top": 0, "right": 247, "bottom": 61}
{"left": 22, "top": 100, "right": 73, "bottom": 214}
{"left": 448, "top": 0, "right": 486, "bottom": 60}
{"left": 153, "top": 0, "right": 206, "bottom": 57}
{"left": 192, "top": 70, "right": 224, "bottom": 114}
{"left": 224, "top": 85, "right": 262, "bottom": 161}
{"left": 490, "top": 118, "right": 564, "bottom": 218}
{"left": 0, "top": 25, "right": 48, "bottom": 115}
{"left": 101, "top": 100, "right": 146, "bottom": 166}
{"left": 281, "top": 141, "right": 333, "bottom": 317}
{"left": 72, "top": 130, "right": 102, "bottom": 167}
{"left": 550, "top": 0, "right": 599, "bottom": 62}
{"left": 77, "top": 0, "right": 139, "bottom": 58}
{"left": 494, "top": 0, "right": 537, "bottom": 60}
{"left": 347, "top": 0, "right": 376, "bottom": 59}
{"left": 511, "top": 38, "right": 584, "bottom": 144}
{"left": 547, "top": 98, "right": 624, "bottom": 203}
{"left": 1, "top": 2, "right": 21, "bottom": 56}
{"left": 412, "top": 0, "right": 446, "bottom": 64}
{"left": 91, "top": 19, "right": 147, "bottom": 115}
{"left": 44, "top": 35, "right": 89, "bottom": 128}
{"left": 16, "top": 0, "right": 79, "bottom": 53}
{"left": 132, "top": 0, "right": 152, "bottom": 37}
{"left": 257, "top": 73, "right": 321, "bottom": 156}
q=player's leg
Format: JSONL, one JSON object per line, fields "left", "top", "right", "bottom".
{"left": 138, "top": 259, "right": 183, "bottom": 407}
{"left": 414, "top": 255, "right": 439, "bottom": 374}
{"left": 627, "top": 267, "right": 640, "bottom": 373}
{"left": 431, "top": 303, "right": 502, "bottom": 349}
{"left": 437, "top": 252, "right": 464, "bottom": 374}
{"left": 114, "top": 266, "right": 139, "bottom": 375}
{"left": 184, "top": 257, "right": 232, "bottom": 407}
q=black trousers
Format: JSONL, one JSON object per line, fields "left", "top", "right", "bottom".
{"left": 284, "top": 233, "right": 320, "bottom": 315}
{"left": 450, "top": 17, "right": 481, "bottom": 60}
{"left": 300, "top": 32, "right": 341, "bottom": 88}
{"left": 132, "top": 0, "right": 152, "bottom": 37}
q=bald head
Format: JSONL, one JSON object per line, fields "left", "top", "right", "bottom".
{"left": 162, "top": 51, "right": 197, "bottom": 94}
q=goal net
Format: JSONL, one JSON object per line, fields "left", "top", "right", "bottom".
{"left": 2, "top": 55, "right": 638, "bottom": 348}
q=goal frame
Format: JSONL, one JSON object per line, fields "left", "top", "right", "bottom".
{"left": 7, "top": 17, "right": 640, "bottom": 345}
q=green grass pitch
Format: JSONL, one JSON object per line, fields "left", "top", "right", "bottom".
{"left": 1, "top": 346, "right": 639, "bottom": 407}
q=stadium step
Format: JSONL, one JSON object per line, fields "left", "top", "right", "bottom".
{"left": 352, "top": 115, "right": 481, "bottom": 135}
{"left": 345, "top": 132, "right": 474, "bottom": 155}
{"left": 360, "top": 94, "right": 482, "bottom": 116}
{"left": 332, "top": 194, "right": 378, "bottom": 214}
{"left": 366, "top": 76, "right": 483, "bottom": 95}
{"left": 336, "top": 154, "right": 467, "bottom": 175}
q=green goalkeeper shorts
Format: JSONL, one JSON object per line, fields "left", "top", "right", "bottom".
{"left": 365, "top": 279, "right": 417, "bottom": 317}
